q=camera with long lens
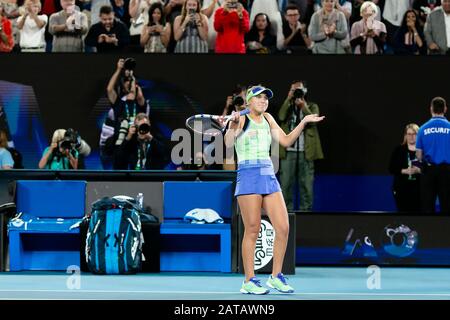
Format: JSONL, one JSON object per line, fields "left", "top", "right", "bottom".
{"left": 58, "top": 128, "right": 80, "bottom": 154}
{"left": 137, "top": 123, "right": 150, "bottom": 135}
{"left": 115, "top": 119, "right": 130, "bottom": 146}
{"left": 293, "top": 87, "right": 306, "bottom": 100}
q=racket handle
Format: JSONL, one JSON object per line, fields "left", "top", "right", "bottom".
{"left": 239, "top": 108, "right": 250, "bottom": 116}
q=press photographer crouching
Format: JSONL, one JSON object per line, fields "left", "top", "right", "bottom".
{"left": 39, "top": 129, "right": 82, "bottom": 170}
{"left": 113, "top": 113, "right": 169, "bottom": 170}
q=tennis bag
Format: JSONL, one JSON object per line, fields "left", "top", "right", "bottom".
{"left": 85, "top": 197, "right": 144, "bottom": 274}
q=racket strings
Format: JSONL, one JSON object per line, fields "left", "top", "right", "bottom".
{"left": 186, "top": 118, "right": 223, "bottom": 135}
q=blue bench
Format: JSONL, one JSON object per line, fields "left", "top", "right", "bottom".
{"left": 8, "top": 180, "right": 86, "bottom": 271}
{"left": 161, "top": 181, "right": 233, "bottom": 272}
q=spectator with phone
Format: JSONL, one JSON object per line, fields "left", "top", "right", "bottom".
{"left": 389, "top": 123, "right": 422, "bottom": 212}
{"left": 85, "top": 5, "right": 130, "bottom": 52}
{"left": 128, "top": 0, "right": 163, "bottom": 52}
{"left": 17, "top": 0, "right": 47, "bottom": 52}
{"left": 140, "top": 1, "right": 170, "bottom": 52}
{"left": 214, "top": 0, "right": 249, "bottom": 53}
{"left": 173, "top": 0, "right": 208, "bottom": 53}
{"left": 48, "top": 0, "right": 88, "bottom": 52}
{"left": 114, "top": 113, "right": 169, "bottom": 170}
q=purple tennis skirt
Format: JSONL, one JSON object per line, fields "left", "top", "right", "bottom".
{"left": 234, "top": 159, "right": 281, "bottom": 197}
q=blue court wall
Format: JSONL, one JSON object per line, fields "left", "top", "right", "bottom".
{"left": 312, "top": 174, "right": 396, "bottom": 212}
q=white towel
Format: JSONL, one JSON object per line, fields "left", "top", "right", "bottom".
{"left": 184, "top": 208, "right": 224, "bottom": 224}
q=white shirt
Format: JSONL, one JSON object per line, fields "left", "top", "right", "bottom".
{"left": 202, "top": 0, "right": 223, "bottom": 50}
{"left": 443, "top": 7, "right": 450, "bottom": 49}
{"left": 382, "top": 0, "right": 410, "bottom": 27}
{"left": 249, "top": 0, "right": 285, "bottom": 50}
{"left": 18, "top": 14, "right": 48, "bottom": 48}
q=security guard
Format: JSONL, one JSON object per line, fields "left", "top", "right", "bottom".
{"left": 416, "top": 97, "right": 450, "bottom": 213}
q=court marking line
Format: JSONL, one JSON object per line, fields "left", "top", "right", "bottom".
{"left": 1, "top": 289, "right": 450, "bottom": 297}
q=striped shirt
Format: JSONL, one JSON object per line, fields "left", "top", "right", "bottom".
{"left": 174, "top": 23, "right": 208, "bottom": 53}
{"left": 49, "top": 10, "right": 88, "bottom": 52}
{"left": 235, "top": 114, "right": 272, "bottom": 162}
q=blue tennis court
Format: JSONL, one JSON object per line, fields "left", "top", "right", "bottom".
{"left": 1, "top": 267, "right": 449, "bottom": 300}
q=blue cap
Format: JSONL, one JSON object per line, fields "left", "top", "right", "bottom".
{"left": 246, "top": 86, "right": 274, "bottom": 103}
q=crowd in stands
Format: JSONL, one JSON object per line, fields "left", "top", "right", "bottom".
{"left": 1, "top": 0, "right": 450, "bottom": 54}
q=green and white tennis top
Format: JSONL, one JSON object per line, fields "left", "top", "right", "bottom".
{"left": 235, "top": 114, "right": 272, "bottom": 163}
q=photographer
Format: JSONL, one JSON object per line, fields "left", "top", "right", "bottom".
{"left": 100, "top": 57, "right": 147, "bottom": 169}
{"left": 278, "top": 81, "right": 323, "bottom": 211}
{"left": 48, "top": 0, "right": 88, "bottom": 52}
{"left": 114, "top": 113, "right": 169, "bottom": 170}
{"left": 221, "top": 84, "right": 246, "bottom": 116}
{"left": 85, "top": 5, "right": 130, "bottom": 53}
{"left": 38, "top": 129, "right": 79, "bottom": 170}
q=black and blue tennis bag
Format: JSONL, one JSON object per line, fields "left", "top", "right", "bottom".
{"left": 85, "top": 196, "right": 144, "bottom": 274}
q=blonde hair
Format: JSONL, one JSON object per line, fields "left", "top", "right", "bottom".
{"left": 360, "top": 1, "right": 378, "bottom": 16}
{"left": 51, "top": 129, "right": 66, "bottom": 145}
{"left": 134, "top": 112, "right": 149, "bottom": 124}
{"left": 402, "top": 123, "right": 419, "bottom": 145}
{"left": 180, "top": 0, "right": 201, "bottom": 25}
{"left": 0, "top": 131, "right": 8, "bottom": 148}
{"left": 25, "top": 0, "right": 42, "bottom": 10}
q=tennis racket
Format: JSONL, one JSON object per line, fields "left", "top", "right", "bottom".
{"left": 185, "top": 108, "right": 251, "bottom": 137}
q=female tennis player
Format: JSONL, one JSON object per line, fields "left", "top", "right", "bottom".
{"left": 223, "top": 85, "right": 324, "bottom": 294}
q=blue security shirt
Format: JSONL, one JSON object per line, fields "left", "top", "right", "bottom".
{"left": 416, "top": 116, "right": 450, "bottom": 165}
